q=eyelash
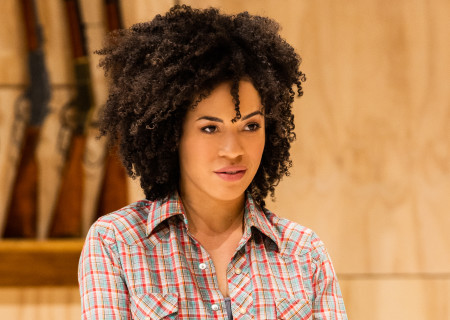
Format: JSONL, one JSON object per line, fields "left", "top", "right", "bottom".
{"left": 245, "top": 123, "right": 261, "bottom": 131}
{"left": 201, "top": 125, "right": 218, "bottom": 134}
{"left": 200, "top": 122, "right": 261, "bottom": 134}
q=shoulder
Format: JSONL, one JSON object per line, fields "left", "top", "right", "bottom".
{"left": 87, "top": 199, "right": 154, "bottom": 246}
{"left": 264, "top": 209, "right": 328, "bottom": 259}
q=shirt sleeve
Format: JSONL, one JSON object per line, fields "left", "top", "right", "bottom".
{"left": 78, "top": 220, "right": 131, "bottom": 319}
{"left": 310, "top": 235, "right": 348, "bottom": 320}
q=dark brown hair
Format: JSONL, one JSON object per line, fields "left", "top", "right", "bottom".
{"left": 96, "top": 5, "right": 305, "bottom": 208}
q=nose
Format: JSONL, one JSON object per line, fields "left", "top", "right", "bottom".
{"left": 218, "top": 131, "right": 244, "bottom": 159}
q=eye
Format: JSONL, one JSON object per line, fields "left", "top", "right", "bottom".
{"left": 201, "top": 125, "right": 218, "bottom": 134}
{"left": 244, "top": 122, "right": 261, "bottom": 131}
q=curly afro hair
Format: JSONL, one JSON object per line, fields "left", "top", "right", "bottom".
{"left": 96, "top": 5, "right": 306, "bottom": 208}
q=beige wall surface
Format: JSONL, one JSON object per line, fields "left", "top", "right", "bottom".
{"left": 0, "top": 0, "right": 448, "bottom": 319}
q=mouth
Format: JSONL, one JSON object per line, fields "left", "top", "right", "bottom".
{"left": 217, "top": 170, "right": 246, "bottom": 174}
{"left": 214, "top": 167, "right": 247, "bottom": 181}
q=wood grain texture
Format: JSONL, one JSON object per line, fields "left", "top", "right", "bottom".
{"left": 269, "top": 0, "right": 450, "bottom": 275}
{"left": 0, "top": 287, "right": 80, "bottom": 320}
{"left": 120, "top": 0, "right": 175, "bottom": 28}
{"left": 0, "top": 240, "right": 83, "bottom": 286}
{"left": 339, "top": 278, "right": 450, "bottom": 319}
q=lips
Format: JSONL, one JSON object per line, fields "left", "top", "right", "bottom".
{"left": 214, "top": 166, "right": 247, "bottom": 181}
{"left": 217, "top": 170, "right": 245, "bottom": 174}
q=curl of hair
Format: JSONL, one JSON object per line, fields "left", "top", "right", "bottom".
{"left": 96, "top": 5, "right": 306, "bottom": 208}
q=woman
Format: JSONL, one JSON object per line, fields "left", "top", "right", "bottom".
{"left": 79, "top": 5, "right": 347, "bottom": 319}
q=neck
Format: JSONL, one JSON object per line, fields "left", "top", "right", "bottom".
{"left": 179, "top": 190, "right": 245, "bottom": 237}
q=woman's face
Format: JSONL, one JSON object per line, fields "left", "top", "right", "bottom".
{"left": 178, "top": 80, "right": 265, "bottom": 202}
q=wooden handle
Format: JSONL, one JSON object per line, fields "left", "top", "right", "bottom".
{"left": 3, "top": 127, "right": 41, "bottom": 238}
{"left": 49, "top": 135, "right": 86, "bottom": 237}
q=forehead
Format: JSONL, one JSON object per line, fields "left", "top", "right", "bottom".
{"left": 188, "top": 80, "right": 263, "bottom": 118}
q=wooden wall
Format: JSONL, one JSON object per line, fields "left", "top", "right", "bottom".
{"left": 0, "top": 0, "right": 448, "bottom": 319}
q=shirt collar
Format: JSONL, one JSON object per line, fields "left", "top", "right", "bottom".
{"left": 145, "top": 192, "right": 185, "bottom": 237}
{"left": 145, "top": 191, "right": 280, "bottom": 250}
{"left": 243, "top": 193, "right": 280, "bottom": 250}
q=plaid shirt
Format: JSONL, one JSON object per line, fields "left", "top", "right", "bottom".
{"left": 79, "top": 192, "right": 347, "bottom": 319}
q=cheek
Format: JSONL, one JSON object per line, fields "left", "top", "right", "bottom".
{"left": 180, "top": 135, "right": 216, "bottom": 164}
{"left": 249, "top": 134, "right": 266, "bottom": 163}
{"left": 257, "top": 141, "right": 265, "bottom": 162}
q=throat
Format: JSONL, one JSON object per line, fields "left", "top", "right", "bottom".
{"left": 179, "top": 191, "right": 245, "bottom": 235}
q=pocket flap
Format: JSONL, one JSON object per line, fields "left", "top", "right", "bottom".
{"left": 276, "top": 297, "right": 312, "bottom": 319}
{"left": 131, "top": 292, "right": 178, "bottom": 319}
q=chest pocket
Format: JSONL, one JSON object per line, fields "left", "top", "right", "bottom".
{"left": 276, "top": 298, "right": 312, "bottom": 320}
{"left": 131, "top": 292, "right": 178, "bottom": 320}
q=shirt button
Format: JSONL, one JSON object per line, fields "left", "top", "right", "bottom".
{"left": 199, "top": 263, "right": 207, "bottom": 270}
{"left": 235, "top": 268, "right": 242, "bottom": 275}
{"left": 239, "top": 307, "right": 246, "bottom": 314}
{"left": 211, "top": 303, "right": 220, "bottom": 311}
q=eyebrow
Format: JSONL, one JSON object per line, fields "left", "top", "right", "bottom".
{"left": 196, "top": 110, "right": 264, "bottom": 123}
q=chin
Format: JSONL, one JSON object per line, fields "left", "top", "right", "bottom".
{"left": 208, "top": 186, "right": 249, "bottom": 202}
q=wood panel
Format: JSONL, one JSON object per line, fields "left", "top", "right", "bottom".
{"left": 339, "top": 278, "right": 450, "bottom": 319}
{"left": 0, "top": 287, "right": 80, "bottom": 320}
{"left": 120, "top": 0, "right": 175, "bottom": 28}
{"left": 0, "top": 240, "right": 83, "bottom": 286}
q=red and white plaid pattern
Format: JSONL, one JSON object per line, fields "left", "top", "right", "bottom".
{"left": 79, "top": 192, "right": 347, "bottom": 319}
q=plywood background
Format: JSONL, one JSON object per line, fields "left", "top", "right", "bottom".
{"left": 0, "top": 0, "right": 448, "bottom": 319}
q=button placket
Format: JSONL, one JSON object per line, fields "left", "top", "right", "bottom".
{"left": 228, "top": 273, "right": 253, "bottom": 319}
